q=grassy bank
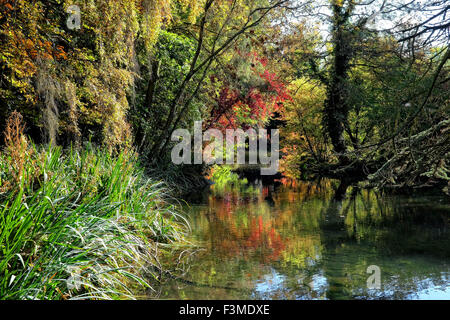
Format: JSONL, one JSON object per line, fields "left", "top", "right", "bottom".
{"left": 0, "top": 119, "right": 189, "bottom": 299}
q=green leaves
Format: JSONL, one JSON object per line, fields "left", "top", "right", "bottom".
{"left": 0, "top": 143, "right": 189, "bottom": 299}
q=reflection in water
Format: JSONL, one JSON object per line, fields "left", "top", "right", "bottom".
{"left": 160, "top": 179, "right": 450, "bottom": 300}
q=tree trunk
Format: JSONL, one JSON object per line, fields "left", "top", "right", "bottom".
{"left": 135, "top": 58, "right": 160, "bottom": 150}
{"left": 324, "top": 2, "right": 353, "bottom": 164}
{"left": 144, "top": 59, "right": 160, "bottom": 111}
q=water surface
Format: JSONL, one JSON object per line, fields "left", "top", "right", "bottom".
{"left": 160, "top": 179, "right": 450, "bottom": 300}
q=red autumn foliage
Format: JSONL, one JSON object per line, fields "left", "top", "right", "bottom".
{"left": 206, "top": 51, "right": 290, "bottom": 132}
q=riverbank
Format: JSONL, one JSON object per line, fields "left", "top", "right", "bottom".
{"left": 0, "top": 137, "right": 189, "bottom": 299}
{"left": 230, "top": 161, "right": 450, "bottom": 197}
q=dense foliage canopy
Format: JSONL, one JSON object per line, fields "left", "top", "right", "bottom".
{"left": 1, "top": 0, "right": 448, "bottom": 191}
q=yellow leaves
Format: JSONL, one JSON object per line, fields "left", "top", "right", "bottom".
{"left": 334, "top": 0, "right": 344, "bottom": 7}
{"left": 138, "top": 0, "right": 205, "bottom": 51}
{"left": 138, "top": 0, "right": 172, "bottom": 50}
{"left": 179, "top": 0, "right": 204, "bottom": 23}
{"left": 278, "top": 77, "right": 329, "bottom": 178}
{"left": 1, "top": 28, "right": 39, "bottom": 98}
{"left": 0, "top": 0, "right": 141, "bottom": 150}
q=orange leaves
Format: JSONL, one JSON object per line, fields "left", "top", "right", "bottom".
{"left": 23, "top": 38, "right": 38, "bottom": 59}
{"left": 55, "top": 45, "right": 68, "bottom": 60}
{"left": 4, "top": 2, "right": 13, "bottom": 11}
{"left": 32, "top": 40, "right": 67, "bottom": 61}
{"left": 1, "top": 1, "right": 69, "bottom": 105}
{"left": 37, "top": 40, "right": 53, "bottom": 60}
{"left": 1, "top": 0, "right": 15, "bottom": 17}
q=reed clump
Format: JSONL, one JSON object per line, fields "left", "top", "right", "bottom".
{"left": 0, "top": 113, "right": 189, "bottom": 300}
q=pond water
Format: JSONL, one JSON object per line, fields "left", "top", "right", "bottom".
{"left": 160, "top": 179, "right": 450, "bottom": 300}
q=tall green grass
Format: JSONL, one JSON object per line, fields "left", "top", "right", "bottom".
{"left": 0, "top": 143, "right": 189, "bottom": 300}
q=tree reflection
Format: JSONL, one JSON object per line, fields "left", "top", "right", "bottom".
{"left": 163, "top": 178, "right": 450, "bottom": 299}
